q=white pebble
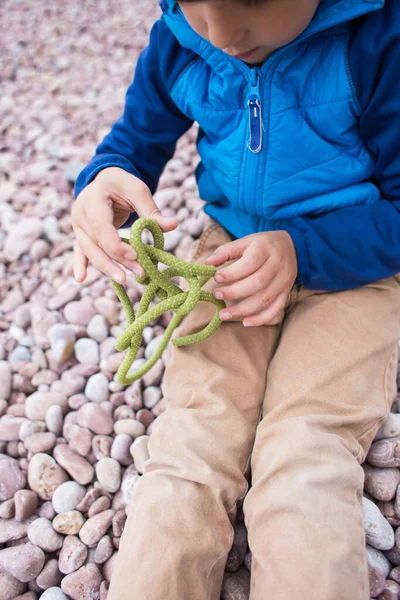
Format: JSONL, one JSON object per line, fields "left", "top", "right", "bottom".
{"left": 85, "top": 373, "right": 109, "bottom": 403}
{"left": 74, "top": 338, "right": 99, "bottom": 365}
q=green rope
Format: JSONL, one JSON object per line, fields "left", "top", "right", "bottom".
{"left": 110, "top": 217, "right": 226, "bottom": 385}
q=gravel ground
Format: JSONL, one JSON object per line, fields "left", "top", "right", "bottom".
{"left": 1, "top": 1, "right": 400, "bottom": 598}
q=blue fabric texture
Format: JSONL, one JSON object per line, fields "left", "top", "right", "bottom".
{"left": 74, "top": 0, "right": 400, "bottom": 291}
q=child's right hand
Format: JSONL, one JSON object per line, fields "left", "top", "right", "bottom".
{"left": 71, "top": 167, "right": 178, "bottom": 284}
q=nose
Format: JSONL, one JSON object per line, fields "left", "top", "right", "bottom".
{"left": 205, "top": 8, "right": 246, "bottom": 51}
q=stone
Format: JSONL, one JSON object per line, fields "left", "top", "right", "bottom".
{"left": 40, "top": 587, "right": 69, "bottom": 599}
{"left": 27, "top": 517, "right": 64, "bottom": 552}
{"left": 25, "top": 392, "right": 68, "bottom": 421}
{"left": 87, "top": 315, "right": 108, "bottom": 342}
{"left": 28, "top": 453, "right": 69, "bottom": 500}
{"left": 52, "top": 481, "right": 87, "bottom": 514}
{"left": 226, "top": 521, "right": 248, "bottom": 572}
{"left": 0, "top": 361, "right": 12, "bottom": 400}
{"left": 113, "top": 419, "right": 145, "bottom": 439}
{"left": 363, "top": 464, "right": 400, "bottom": 501}
{"left": 0, "top": 572, "right": 27, "bottom": 599}
{"left": 84, "top": 373, "right": 109, "bottom": 403}
{"left": 0, "top": 455, "right": 26, "bottom": 500}
{"left": 36, "top": 557, "right": 62, "bottom": 589}
{"left": 45, "top": 405, "right": 64, "bottom": 436}
{"left": 0, "top": 416, "right": 28, "bottom": 442}
{"left": 4, "top": 218, "right": 43, "bottom": 262}
{"left": 221, "top": 566, "right": 251, "bottom": 600}
{"left": 0, "top": 515, "right": 37, "bottom": 543}
{"left": 47, "top": 324, "right": 76, "bottom": 362}
{"left": 129, "top": 435, "right": 150, "bottom": 474}
{"left": 52, "top": 511, "right": 85, "bottom": 535}
{"left": 53, "top": 444, "right": 94, "bottom": 486}
{"left": 24, "top": 432, "right": 56, "bottom": 453}
{"left": 79, "top": 510, "right": 114, "bottom": 548}
{"left": 95, "top": 457, "right": 121, "bottom": 493}
{"left": 363, "top": 497, "right": 395, "bottom": 550}
{"left": 58, "top": 535, "right": 88, "bottom": 575}
{"left": 111, "top": 434, "right": 133, "bottom": 466}
{"left": 74, "top": 338, "right": 99, "bottom": 365}
{"left": 0, "top": 542, "right": 45, "bottom": 583}
{"left": 367, "top": 545, "right": 391, "bottom": 598}
{"left": 94, "top": 535, "right": 113, "bottom": 564}
{"left": 61, "top": 564, "right": 102, "bottom": 600}
{"left": 143, "top": 386, "right": 162, "bottom": 409}
{"left": 77, "top": 403, "right": 114, "bottom": 435}
{"left": 14, "top": 490, "right": 38, "bottom": 522}
{"left": 368, "top": 439, "right": 400, "bottom": 468}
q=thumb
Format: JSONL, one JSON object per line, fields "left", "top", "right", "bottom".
{"left": 134, "top": 186, "right": 178, "bottom": 233}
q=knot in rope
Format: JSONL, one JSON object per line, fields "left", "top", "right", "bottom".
{"left": 110, "top": 217, "right": 226, "bottom": 385}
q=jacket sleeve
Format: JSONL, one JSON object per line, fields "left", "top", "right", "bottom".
{"left": 282, "top": 1, "right": 400, "bottom": 291}
{"left": 73, "top": 18, "right": 194, "bottom": 226}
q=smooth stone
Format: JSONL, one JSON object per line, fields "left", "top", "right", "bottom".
{"left": 58, "top": 535, "right": 88, "bottom": 576}
{"left": 375, "top": 413, "right": 400, "bottom": 441}
{"left": 52, "top": 511, "right": 85, "bottom": 535}
{"left": 88, "top": 496, "right": 111, "bottom": 518}
{"left": 52, "top": 481, "right": 86, "bottom": 514}
{"left": 367, "top": 545, "right": 391, "bottom": 598}
{"left": 144, "top": 335, "right": 164, "bottom": 360}
{"left": 221, "top": 565, "right": 250, "bottom": 600}
{"left": 0, "top": 416, "right": 28, "bottom": 442}
{"left": 87, "top": 315, "right": 108, "bottom": 343}
{"left": 4, "top": 218, "right": 43, "bottom": 262}
{"left": 363, "top": 497, "right": 395, "bottom": 550}
{"left": 111, "top": 434, "right": 133, "bottom": 466}
{"left": 61, "top": 563, "right": 102, "bottom": 600}
{"left": 19, "top": 421, "right": 46, "bottom": 442}
{"left": 368, "top": 439, "right": 400, "bottom": 468}
{"left": 63, "top": 424, "right": 93, "bottom": 457}
{"left": 0, "top": 455, "right": 26, "bottom": 499}
{"left": 0, "top": 515, "right": 37, "bottom": 543}
{"left": 45, "top": 405, "right": 63, "bottom": 436}
{"left": 112, "top": 509, "right": 127, "bottom": 538}
{"left": 84, "top": 373, "right": 109, "bottom": 403}
{"left": 47, "top": 324, "right": 76, "bottom": 362}
{"left": 24, "top": 432, "right": 56, "bottom": 453}
{"left": 25, "top": 392, "right": 68, "bottom": 421}
{"left": 0, "top": 361, "right": 12, "bottom": 400}
{"left": 74, "top": 338, "right": 99, "bottom": 365}
{"left": 95, "top": 458, "right": 121, "bottom": 493}
{"left": 27, "top": 517, "right": 64, "bottom": 552}
{"left": 0, "top": 542, "right": 45, "bottom": 583}
{"left": 28, "top": 453, "right": 69, "bottom": 500}
{"left": 94, "top": 535, "right": 113, "bottom": 564}
{"left": 113, "top": 419, "right": 145, "bottom": 439}
{"left": 53, "top": 445, "right": 94, "bottom": 486}
{"left": 40, "top": 587, "right": 68, "bottom": 599}
{"left": 129, "top": 435, "right": 150, "bottom": 474}
{"left": 0, "top": 572, "right": 26, "bottom": 599}
{"left": 143, "top": 386, "right": 162, "bottom": 409}
{"left": 92, "top": 435, "right": 113, "bottom": 460}
{"left": 77, "top": 403, "right": 114, "bottom": 435}
{"left": 226, "top": 521, "right": 248, "bottom": 572}
{"left": 36, "top": 557, "right": 62, "bottom": 589}
{"left": 14, "top": 490, "right": 38, "bottom": 522}
{"left": 79, "top": 510, "right": 114, "bottom": 548}
{"left": 64, "top": 300, "right": 96, "bottom": 327}
{"left": 363, "top": 464, "right": 400, "bottom": 501}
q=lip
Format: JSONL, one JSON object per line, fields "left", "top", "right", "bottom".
{"left": 233, "top": 47, "right": 259, "bottom": 60}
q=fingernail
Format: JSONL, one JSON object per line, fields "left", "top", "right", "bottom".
{"left": 124, "top": 250, "right": 136, "bottom": 260}
{"left": 133, "top": 267, "right": 143, "bottom": 277}
{"left": 215, "top": 274, "right": 224, "bottom": 283}
{"left": 220, "top": 312, "right": 232, "bottom": 320}
{"left": 114, "top": 274, "right": 124, "bottom": 284}
{"left": 214, "top": 291, "right": 224, "bottom": 300}
{"left": 244, "top": 321, "right": 255, "bottom": 327}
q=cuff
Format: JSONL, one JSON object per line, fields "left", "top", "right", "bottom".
{"left": 283, "top": 225, "right": 311, "bottom": 287}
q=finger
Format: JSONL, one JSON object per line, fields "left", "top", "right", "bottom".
{"left": 243, "top": 291, "right": 288, "bottom": 327}
{"left": 73, "top": 242, "right": 89, "bottom": 283}
{"left": 218, "top": 277, "right": 280, "bottom": 322}
{"left": 204, "top": 238, "right": 250, "bottom": 268}
{"left": 74, "top": 225, "right": 126, "bottom": 284}
{"left": 213, "top": 262, "right": 277, "bottom": 303}
{"left": 208, "top": 244, "right": 268, "bottom": 284}
{"left": 132, "top": 186, "right": 179, "bottom": 232}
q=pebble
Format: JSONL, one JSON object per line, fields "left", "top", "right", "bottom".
{"left": 143, "top": 385, "right": 162, "bottom": 409}
{"left": 61, "top": 563, "right": 102, "bottom": 600}
{"left": 367, "top": 545, "right": 391, "bottom": 598}
{"left": 0, "top": 542, "right": 45, "bottom": 582}
{"left": 52, "top": 510, "right": 85, "bottom": 535}
{"left": 363, "top": 497, "right": 395, "bottom": 550}
{"left": 19, "top": 420, "right": 46, "bottom": 442}
{"left": 0, "top": 361, "right": 12, "bottom": 400}
{"left": 368, "top": 439, "right": 400, "bottom": 468}
{"left": 111, "top": 434, "right": 133, "bottom": 466}
{"left": 58, "top": 535, "right": 88, "bottom": 575}
{"left": 94, "top": 297, "right": 119, "bottom": 325}
{"left": 88, "top": 496, "right": 111, "bottom": 517}
{"left": 144, "top": 335, "right": 164, "bottom": 360}
{"left": 64, "top": 300, "right": 96, "bottom": 327}
{"left": 0, "top": 515, "right": 37, "bottom": 543}
{"left": 77, "top": 403, "right": 114, "bottom": 435}
{"left": 84, "top": 373, "right": 109, "bottom": 403}
{"left": 96, "top": 457, "right": 121, "bottom": 493}
{"left": 36, "top": 557, "right": 63, "bottom": 589}
{"left": 45, "top": 405, "right": 64, "bottom": 436}
{"left": 363, "top": 464, "right": 400, "bottom": 501}
{"left": 10, "top": 346, "right": 31, "bottom": 363}
{"left": 47, "top": 324, "right": 76, "bottom": 362}
{"left": 226, "top": 521, "right": 248, "bottom": 572}
{"left": 375, "top": 413, "right": 400, "bottom": 441}
{"left": 40, "top": 587, "right": 69, "bottom": 600}
{"left": 14, "top": 490, "right": 38, "bottom": 521}
{"left": 0, "top": 572, "right": 26, "bottom": 599}
{"left": 52, "top": 480, "right": 87, "bottom": 514}
{"left": 4, "top": 218, "right": 43, "bottom": 262}
{"left": 28, "top": 453, "right": 69, "bottom": 500}
{"left": 88, "top": 315, "right": 108, "bottom": 342}
{"left": 24, "top": 432, "right": 56, "bottom": 453}
{"left": 92, "top": 435, "right": 113, "bottom": 460}
{"left": 0, "top": 416, "right": 28, "bottom": 442}
{"left": 74, "top": 338, "right": 99, "bottom": 365}
{"left": 79, "top": 509, "right": 114, "bottom": 547}
{"left": 129, "top": 435, "right": 150, "bottom": 474}
{"left": 94, "top": 535, "right": 113, "bottom": 564}
{"left": 25, "top": 391, "right": 68, "bottom": 421}
{"left": 113, "top": 418, "right": 145, "bottom": 439}
{"left": 0, "top": 455, "right": 26, "bottom": 500}
{"left": 27, "top": 517, "right": 64, "bottom": 552}
{"left": 221, "top": 566, "right": 250, "bottom": 600}
{"left": 53, "top": 444, "right": 94, "bottom": 486}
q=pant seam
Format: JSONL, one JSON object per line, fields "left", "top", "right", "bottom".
{"left": 192, "top": 223, "right": 225, "bottom": 261}
{"left": 355, "top": 342, "right": 398, "bottom": 463}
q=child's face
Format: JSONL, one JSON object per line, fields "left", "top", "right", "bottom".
{"left": 177, "top": 0, "right": 321, "bottom": 64}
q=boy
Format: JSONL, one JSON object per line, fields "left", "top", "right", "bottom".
{"left": 71, "top": 0, "right": 400, "bottom": 598}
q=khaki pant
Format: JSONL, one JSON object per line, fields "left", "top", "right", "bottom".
{"left": 108, "top": 216, "right": 400, "bottom": 600}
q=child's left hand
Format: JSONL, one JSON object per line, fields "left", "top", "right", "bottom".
{"left": 203, "top": 231, "right": 298, "bottom": 327}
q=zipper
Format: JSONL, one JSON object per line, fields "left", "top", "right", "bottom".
{"left": 247, "top": 67, "right": 262, "bottom": 153}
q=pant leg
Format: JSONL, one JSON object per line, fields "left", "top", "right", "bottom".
{"left": 108, "top": 217, "right": 286, "bottom": 600}
{"left": 242, "top": 274, "right": 400, "bottom": 600}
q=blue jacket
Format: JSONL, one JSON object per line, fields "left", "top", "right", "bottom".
{"left": 75, "top": 0, "right": 400, "bottom": 291}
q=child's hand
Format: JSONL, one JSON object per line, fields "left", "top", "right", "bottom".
{"left": 71, "top": 167, "right": 178, "bottom": 284}
{"left": 204, "top": 231, "right": 298, "bottom": 327}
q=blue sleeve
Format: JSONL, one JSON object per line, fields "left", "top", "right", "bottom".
{"left": 73, "top": 18, "right": 194, "bottom": 226}
{"left": 283, "top": 0, "right": 400, "bottom": 291}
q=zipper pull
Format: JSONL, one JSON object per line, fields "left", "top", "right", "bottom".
{"left": 248, "top": 68, "right": 262, "bottom": 153}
